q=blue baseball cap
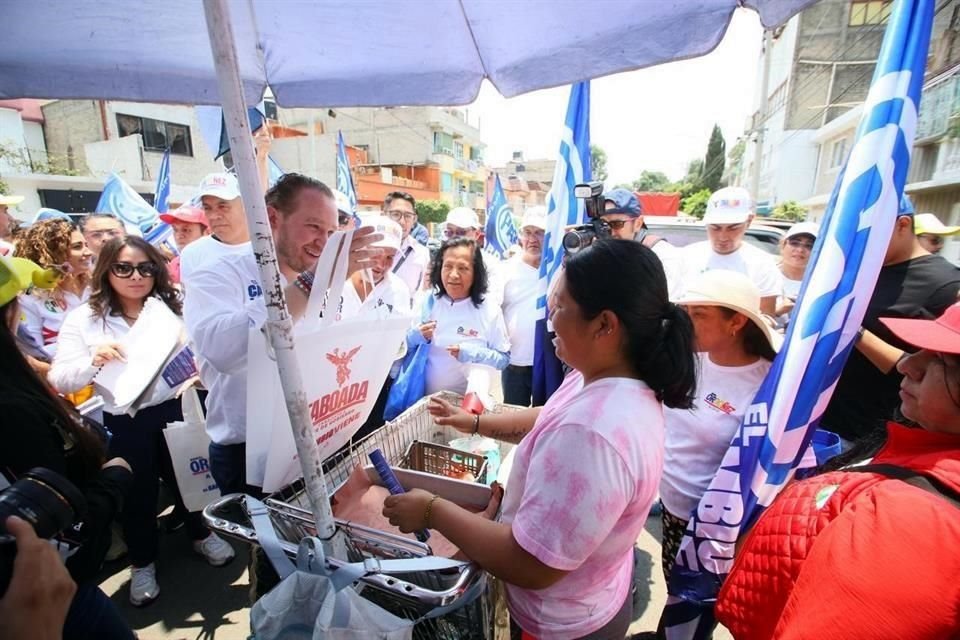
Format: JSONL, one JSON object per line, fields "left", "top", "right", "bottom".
{"left": 32, "top": 208, "right": 72, "bottom": 224}
{"left": 603, "top": 188, "right": 642, "bottom": 218}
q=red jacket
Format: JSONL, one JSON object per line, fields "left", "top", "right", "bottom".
{"left": 716, "top": 423, "right": 960, "bottom": 640}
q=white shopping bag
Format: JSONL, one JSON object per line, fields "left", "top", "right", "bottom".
{"left": 164, "top": 387, "right": 221, "bottom": 511}
{"left": 246, "top": 231, "right": 410, "bottom": 492}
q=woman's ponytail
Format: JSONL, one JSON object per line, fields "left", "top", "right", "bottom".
{"left": 638, "top": 302, "right": 697, "bottom": 409}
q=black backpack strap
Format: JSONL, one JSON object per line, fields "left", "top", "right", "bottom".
{"left": 844, "top": 463, "right": 960, "bottom": 509}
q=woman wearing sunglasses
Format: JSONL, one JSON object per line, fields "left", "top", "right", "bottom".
{"left": 49, "top": 237, "right": 234, "bottom": 608}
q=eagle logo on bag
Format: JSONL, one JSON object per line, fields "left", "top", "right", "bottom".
{"left": 326, "top": 346, "right": 362, "bottom": 386}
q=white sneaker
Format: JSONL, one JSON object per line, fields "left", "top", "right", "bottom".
{"left": 129, "top": 563, "right": 159, "bottom": 607}
{"left": 193, "top": 532, "right": 235, "bottom": 567}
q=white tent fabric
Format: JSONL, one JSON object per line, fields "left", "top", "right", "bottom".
{"left": 4, "top": 0, "right": 816, "bottom": 107}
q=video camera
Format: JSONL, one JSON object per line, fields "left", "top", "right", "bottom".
{"left": 562, "top": 181, "right": 610, "bottom": 254}
{"left": 0, "top": 468, "right": 86, "bottom": 596}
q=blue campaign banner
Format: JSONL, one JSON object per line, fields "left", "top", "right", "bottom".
{"left": 663, "top": 1, "right": 935, "bottom": 637}
{"left": 532, "top": 81, "right": 590, "bottom": 405}
{"left": 484, "top": 174, "right": 519, "bottom": 259}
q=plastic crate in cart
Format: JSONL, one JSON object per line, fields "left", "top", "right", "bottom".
{"left": 203, "top": 392, "right": 523, "bottom": 640}
{"left": 403, "top": 440, "right": 488, "bottom": 484}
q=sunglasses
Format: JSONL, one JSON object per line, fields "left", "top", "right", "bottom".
{"left": 919, "top": 234, "right": 945, "bottom": 246}
{"left": 110, "top": 261, "right": 159, "bottom": 279}
{"left": 604, "top": 220, "right": 631, "bottom": 231}
{"left": 787, "top": 238, "right": 815, "bottom": 250}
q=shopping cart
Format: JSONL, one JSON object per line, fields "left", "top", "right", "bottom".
{"left": 203, "top": 392, "right": 521, "bottom": 640}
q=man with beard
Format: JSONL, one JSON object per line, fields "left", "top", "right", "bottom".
{"left": 500, "top": 207, "right": 546, "bottom": 406}
{"left": 180, "top": 172, "right": 380, "bottom": 496}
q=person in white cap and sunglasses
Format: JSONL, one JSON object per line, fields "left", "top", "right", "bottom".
{"left": 500, "top": 206, "right": 547, "bottom": 406}
{"left": 445, "top": 206, "right": 505, "bottom": 306}
{"left": 775, "top": 221, "right": 819, "bottom": 325}
{"left": 658, "top": 270, "right": 782, "bottom": 587}
{"left": 914, "top": 212, "right": 960, "bottom": 255}
{"left": 338, "top": 215, "right": 412, "bottom": 322}
{"left": 677, "top": 186, "right": 782, "bottom": 315}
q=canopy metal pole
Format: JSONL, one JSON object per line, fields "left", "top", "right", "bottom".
{"left": 202, "top": 0, "right": 347, "bottom": 558}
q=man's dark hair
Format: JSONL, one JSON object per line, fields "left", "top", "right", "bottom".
{"left": 384, "top": 191, "right": 416, "bottom": 211}
{"left": 266, "top": 173, "right": 334, "bottom": 215}
{"left": 78, "top": 213, "right": 122, "bottom": 233}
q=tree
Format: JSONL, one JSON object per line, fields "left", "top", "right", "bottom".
{"left": 631, "top": 170, "right": 671, "bottom": 192}
{"left": 682, "top": 188, "right": 713, "bottom": 219}
{"left": 415, "top": 199, "right": 450, "bottom": 224}
{"left": 590, "top": 144, "right": 608, "bottom": 182}
{"left": 701, "top": 124, "right": 726, "bottom": 192}
{"left": 771, "top": 200, "right": 807, "bottom": 222}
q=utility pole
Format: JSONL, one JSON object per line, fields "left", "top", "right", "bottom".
{"left": 751, "top": 28, "right": 773, "bottom": 202}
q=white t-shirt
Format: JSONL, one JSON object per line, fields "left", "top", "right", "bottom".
{"left": 391, "top": 236, "right": 430, "bottom": 301}
{"left": 337, "top": 274, "right": 412, "bottom": 322}
{"left": 777, "top": 275, "right": 803, "bottom": 326}
{"left": 421, "top": 295, "right": 509, "bottom": 395}
{"left": 502, "top": 371, "right": 664, "bottom": 639}
{"left": 676, "top": 241, "right": 783, "bottom": 299}
{"left": 501, "top": 257, "right": 540, "bottom": 366}
{"left": 660, "top": 352, "right": 772, "bottom": 520}
{"left": 18, "top": 288, "right": 89, "bottom": 358}
{"left": 482, "top": 250, "right": 506, "bottom": 307}
{"left": 180, "top": 235, "right": 267, "bottom": 445}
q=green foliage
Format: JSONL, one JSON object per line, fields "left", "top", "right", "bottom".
{"left": 0, "top": 142, "right": 79, "bottom": 177}
{"left": 590, "top": 144, "right": 608, "bottom": 182}
{"left": 701, "top": 124, "right": 726, "bottom": 192}
{"left": 771, "top": 200, "right": 807, "bottom": 222}
{"left": 631, "top": 170, "right": 671, "bottom": 192}
{"left": 0, "top": 178, "right": 8, "bottom": 195}
{"left": 681, "top": 188, "right": 713, "bottom": 219}
{"left": 415, "top": 199, "right": 451, "bottom": 224}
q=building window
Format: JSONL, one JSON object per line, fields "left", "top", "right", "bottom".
{"left": 830, "top": 138, "right": 848, "bottom": 168}
{"left": 454, "top": 141, "right": 464, "bottom": 160}
{"left": 440, "top": 172, "right": 453, "bottom": 192}
{"left": 849, "top": 1, "right": 892, "bottom": 26}
{"left": 433, "top": 131, "right": 454, "bottom": 155}
{"left": 116, "top": 114, "right": 193, "bottom": 156}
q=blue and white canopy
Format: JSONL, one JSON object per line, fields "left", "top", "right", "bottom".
{"left": 3, "top": 0, "right": 814, "bottom": 107}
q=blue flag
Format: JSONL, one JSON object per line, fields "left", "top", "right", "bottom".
{"left": 485, "top": 175, "right": 519, "bottom": 259}
{"left": 663, "top": 1, "right": 934, "bottom": 637}
{"left": 268, "top": 155, "right": 285, "bottom": 187}
{"left": 154, "top": 148, "right": 171, "bottom": 213}
{"left": 96, "top": 173, "right": 160, "bottom": 236}
{"left": 337, "top": 131, "right": 361, "bottom": 227}
{"left": 532, "top": 81, "right": 590, "bottom": 405}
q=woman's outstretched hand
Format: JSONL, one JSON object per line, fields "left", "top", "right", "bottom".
{"left": 428, "top": 397, "right": 474, "bottom": 434}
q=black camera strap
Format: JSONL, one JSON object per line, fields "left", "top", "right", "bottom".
{"left": 842, "top": 463, "right": 960, "bottom": 510}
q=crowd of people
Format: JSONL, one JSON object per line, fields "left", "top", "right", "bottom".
{"left": 1, "top": 154, "right": 958, "bottom": 640}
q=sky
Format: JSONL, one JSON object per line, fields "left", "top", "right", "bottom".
{"left": 467, "top": 9, "right": 764, "bottom": 188}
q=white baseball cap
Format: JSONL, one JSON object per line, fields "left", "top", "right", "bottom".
{"left": 703, "top": 186, "right": 754, "bottom": 225}
{"left": 198, "top": 173, "right": 241, "bottom": 201}
{"left": 0, "top": 195, "right": 25, "bottom": 207}
{"left": 676, "top": 269, "right": 782, "bottom": 353}
{"left": 446, "top": 207, "right": 480, "bottom": 229}
{"left": 360, "top": 215, "right": 402, "bottom": 252}
{"left": 785, "top": 222, "right": 820, "bottom": 240}
{"left": 914, "top": 212, "right": 960, "bottom": 236}
{"left": 520, "top": 206, "right": 547, "bottom": 231}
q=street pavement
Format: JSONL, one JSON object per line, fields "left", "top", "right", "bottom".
{"left": 97, "top": 505, "right": 731, "bottom": 640}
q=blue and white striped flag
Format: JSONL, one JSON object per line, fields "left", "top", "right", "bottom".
{"left": 154, "top": 148, "right": 171, "bottom": 213}
{"left": 663, "top": 1, "right": 934, "bottom": 637}
{"left": 268, "top": 155, "right": 285, "bottom": 187}
{"left": 337, "top": 131, "right": 361, "bottom": 227}
{"left": 96, "top": 173, "right": 159, "bottom": 237}
{"left": 485, "top": 174, "right": 519, "bottom": 259}
{"left": 532, "top": 81, "right": 590, "bottom": 405}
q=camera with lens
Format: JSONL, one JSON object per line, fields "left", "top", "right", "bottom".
{"left": 562, "top": 182, "right": 611, "bottom": 255}
{"left": 0, "top": 468, "right": 86, "bottom": 597}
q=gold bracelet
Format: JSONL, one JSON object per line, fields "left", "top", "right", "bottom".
{"left": 423, "top": 494, "right": 440, "bottom": 529}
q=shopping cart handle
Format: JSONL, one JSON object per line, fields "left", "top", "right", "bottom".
{"left": 202, "top": 493, "right": 266, "bottom": 546}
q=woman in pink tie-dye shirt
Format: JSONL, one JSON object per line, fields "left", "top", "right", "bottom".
{"left": 384, "top": 239, "right": 697, "bottom": 639}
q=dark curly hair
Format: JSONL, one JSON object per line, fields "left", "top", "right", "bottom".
{"left": 430, "top": 237, "right": 488, "bottom": 306}
{"left": 88, "top": 237, "right": 181, "bottom": 318}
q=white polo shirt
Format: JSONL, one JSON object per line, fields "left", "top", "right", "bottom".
{"left": 337, "top": 274, "right": 412, "bottom": 321}
{"left": 676, "top": 241, "right": 783, "bottom": 299}
{"left": 392, "top": 236, "right": 430, "bottom": 300}
{"left": 501, "top": 257, "right": 540, "bottom": 366}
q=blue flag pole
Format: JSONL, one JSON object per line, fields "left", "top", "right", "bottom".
{"left": 337, "top": 131, "right": 361, "bottom": 227}
{"left": 154, "top": 148, "right": 171, "bottom": 213}
{"left": 485, "top": 174, "right": 519, "bottom": 259}
{"left": 532, "top": 81, "right": 590, "bottom": 406}
{"left": 663, "top": 1, "right": 935, "bottom": 637}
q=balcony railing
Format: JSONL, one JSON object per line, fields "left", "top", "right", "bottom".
{"left": 916, "top": 74, "right": 960, "bottom": 140}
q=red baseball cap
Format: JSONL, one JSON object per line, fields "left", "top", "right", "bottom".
{"left": 160, "top": 205, "right": 209, "bottom": 228}
{"left": 880, "top": 303, "right": 960, "bottom": 355}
